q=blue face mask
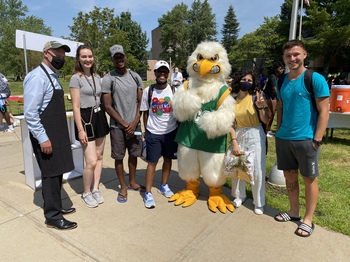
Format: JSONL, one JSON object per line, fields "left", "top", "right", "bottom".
{"left": 239, "top": 81, "right": 252, "bottom": 92}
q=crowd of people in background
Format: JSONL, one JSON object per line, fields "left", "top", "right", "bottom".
{"left": 2, "top": 39, "right": 333, "bottom": 239}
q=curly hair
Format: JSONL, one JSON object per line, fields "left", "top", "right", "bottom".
{"left": 231, "top": 68, "right": 257, "bottom": 95}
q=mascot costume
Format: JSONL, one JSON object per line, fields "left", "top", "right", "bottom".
{"left": 169, "top": 41, "right": 236, "bottom": 213}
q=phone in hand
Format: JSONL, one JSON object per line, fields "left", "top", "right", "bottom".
{"left": 84, "top": 123, "right": 94, "bottom": 139}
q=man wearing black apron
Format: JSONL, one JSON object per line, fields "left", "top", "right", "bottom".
{"left": 24, "top": 41, "right": 77, "bottom": 230}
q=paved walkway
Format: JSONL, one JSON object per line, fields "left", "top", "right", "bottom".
{"left": 0, "top": 124, "right": 349, "bottom": 262}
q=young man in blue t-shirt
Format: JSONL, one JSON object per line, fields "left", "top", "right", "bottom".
{"left": 274, "top": 40, "right": 330, "bottom": 238}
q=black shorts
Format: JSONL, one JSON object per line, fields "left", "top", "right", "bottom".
{"left": 75, "top": 107, "right": 110, "bottom": 142}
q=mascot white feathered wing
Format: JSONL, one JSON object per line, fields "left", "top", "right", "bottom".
{"left": 169, "top": 41, "right": 236, "bottom": 213}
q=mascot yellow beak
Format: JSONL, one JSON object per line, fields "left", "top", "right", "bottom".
{"left": 195, "top": 59, "right": 220, "bottom": 77}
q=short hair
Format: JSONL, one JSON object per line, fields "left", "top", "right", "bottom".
{"left": 282, "top": 39, "right": 307, "bottom": 53}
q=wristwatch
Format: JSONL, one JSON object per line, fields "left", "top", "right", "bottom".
{"left": 312, "top": 139, "right": 322, "bottom": 146}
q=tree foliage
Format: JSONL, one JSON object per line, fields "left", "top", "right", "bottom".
{"left": 221, "top": 5, "right": 239, "bottom": 54}
{"left": 0, "top": 0, "right": 51, "bottom": 78}
{"left": 69, "top": 7, "right": 149, "bottom": 73}
{"left": 158, "top": 0, "right": 217, "bottom": 69}
{"left": 302, "top": 0, "right": 350, "bottom": 74}
{"left": 229, "top": 16, "right": 282, "bottom": 74}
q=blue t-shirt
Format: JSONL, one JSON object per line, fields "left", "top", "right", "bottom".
{"left": 276, "top": 70, "right": 329, "bottom": 140}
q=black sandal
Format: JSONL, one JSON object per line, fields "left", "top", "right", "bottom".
{"left": 295, "top": 223, "right": 315, "bottom": 237}
{"left": 274, "top": 212, "right": 301, "bottom": 222}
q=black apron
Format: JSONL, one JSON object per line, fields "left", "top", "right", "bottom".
{"left": 30, "top": 67, "right": 74, "bottom": 178}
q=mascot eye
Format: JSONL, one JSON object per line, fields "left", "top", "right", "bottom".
{"left": 210, "top": 55, "right": 219, "bottom": 62}
{"left": 197, "top": 54, "right": 204, "bottom": 61}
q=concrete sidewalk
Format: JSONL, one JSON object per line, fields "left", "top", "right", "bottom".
{"left": 0, "top": 124, "right": 349, "bottom": 262}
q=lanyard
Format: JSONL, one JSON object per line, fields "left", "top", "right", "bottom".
{"left": 84, "top": 74, "right": 97, "bottom": 103}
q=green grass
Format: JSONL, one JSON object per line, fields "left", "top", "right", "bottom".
{"left": 7, "top": 78, "right": 156, "bottom": 115}
{"left": 8, "top": 80, "right": 350, "bottom": 236}
{"left": 226, "top": 124, "right": 350, "bottom": 236}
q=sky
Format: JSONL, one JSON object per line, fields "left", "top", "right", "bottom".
{"left": 22, "top": 0, "right": 286, "bottom": 49}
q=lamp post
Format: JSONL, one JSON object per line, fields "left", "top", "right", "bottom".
{"left": 167, "top": 46, "right": 174, "bottom": 76}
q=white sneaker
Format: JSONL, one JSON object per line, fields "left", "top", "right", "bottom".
{"left": 254, "top": 206, "right": 264, "bottom": 215}
{"left": 82, "top": 192, "right": 98, "bottom": 208}
{"left": 232, "top": 197, "right": 246, "bottom": 208}
{"left": 13, "top": 120, "right": 20, "bottom": 127}
{"left": 3, "top": 128, "right": 14, "bottom": 133}
{"left": 267, "top": 131, "right": 275, "bottom": 137}
{"left": 92, "top": 189, "right": 104, "bottom": 204}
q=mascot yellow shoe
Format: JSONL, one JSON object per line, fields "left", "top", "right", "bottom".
{"left": 171, "top": 41, "right": 236, "bottom": 213}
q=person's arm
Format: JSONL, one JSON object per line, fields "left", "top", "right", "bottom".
{"left": 229, "top": 127, "right": 240, "bottom": 155}
{"left": 101, "top": 92, "right": 128, "bottom": 128}
{"left": 313, "top": 97, "right": 330, "bottom": 143}
{"left": 23, "top": 73, "right": 49, "bottom": 144}
{"left": 125, "top": 81, "right": 143, "bottom": 137}
{"left": 255, "top": 91, "right": 271, "bottom": 124}
{"left": 276, "top": 99, "right": 283, "bottom": 131}
{"left": 101, "top": 75, "right": 129, "bottom": 129}
{"left": 23, "top": 72, "right": 52, "bottom": 154}
{"left": 70, "top": 83, "right": 88, "bottom": 145}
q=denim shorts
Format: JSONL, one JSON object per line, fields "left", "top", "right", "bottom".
{"left": 275, "top": 137, "right": 320, "bottom": 178}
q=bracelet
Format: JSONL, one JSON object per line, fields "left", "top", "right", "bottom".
{"left": 231, "top": 138, "right": 236, "bottom": 141}
{"left": 78, "top": 128, "right": 84, "bottom": 133}
{"left": 258, "top": 106, "right": 264, "bottom": 110}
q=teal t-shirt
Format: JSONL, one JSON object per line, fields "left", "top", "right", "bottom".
{"left": 175, "top": 85, "right": 228, "bottom": 153}
{"left": 276, "top": 70, "right": 330, "bottom": 140}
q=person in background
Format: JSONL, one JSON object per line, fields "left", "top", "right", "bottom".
{"left": 263, "top": 61, "right": 285, "bottom": 137}
{"left": 140, "top": 60, "right": 177, "bottom": 209}
{"left": 70, "top": 45, "right": 110, "bottom": 208}
{"left": 230, "top": 69, "right": 271, "bottom": 215}
{"left": 274, "top": 39, "right": 329, "bottom": 238}
{"left": 258, "top": 74, "right": 267, "bottom": 90}
{"left": 0, "top": 73, "right": 15, "bottom": 132}
{"left": 171, "top": 67, "right": 183, "bottom": 88}
{"left": 102, "top": 44, "right": 144, "bottom": 203}
{"left": 24, "top": 41, "right": 77, "bottom": 230}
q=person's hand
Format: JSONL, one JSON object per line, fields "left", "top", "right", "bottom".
{"left": 232, "top": 141, "right": 241, "bottom": 155}
{"left": 78, "top": 129, "right": 88, "bottom": 145}
{"left": 125, "top": 123, "right": 136, "bottom": 138}
{"left": 40, "top": 139, "right": 52, "bottom": 154}
{"left": 255, "top": 91, "right": 265, "bottom": 109}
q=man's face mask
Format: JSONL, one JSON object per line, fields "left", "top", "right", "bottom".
{"left": 48, "top": 52, "right": 65, "bottom": 70}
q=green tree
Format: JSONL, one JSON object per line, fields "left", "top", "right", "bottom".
{"left": 158, "top": 0, "right": 217, "bottom": 69}
{"left": 158, "top": 3, "right": 190, "bottom": 69}
{"left": 69, "top": 7, "right": 148, "bottom": 73}
{"left": 303, "top": 0, "right": 350, "bottom": 74}
{"left": 229, "top": 16, "right": 282, "bottom": 74}
{"left": 0, "top": 0, "right": 51, "bottom": 77}
{"left": 221, "top": 4, "right": 239, "bottom": 54}
{"left": 117, "top": 12, "right": 149, "bottom": 71}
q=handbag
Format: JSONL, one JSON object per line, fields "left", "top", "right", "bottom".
{"left": 81, "top": 107, "right": 94, "bottom": 139}
{"left": 221, "top": 147, "right": 255, "bottom": 185}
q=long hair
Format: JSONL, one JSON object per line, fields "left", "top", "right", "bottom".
{"left": 73, "top": 45, "right": 96, "bottom": 75}
{"left": 231, "top": 68, "right": 257, "bottom": 95}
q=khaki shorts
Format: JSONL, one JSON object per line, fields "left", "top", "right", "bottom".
{"left": 110, "top": 125, "right": 142, "bottom": 160}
